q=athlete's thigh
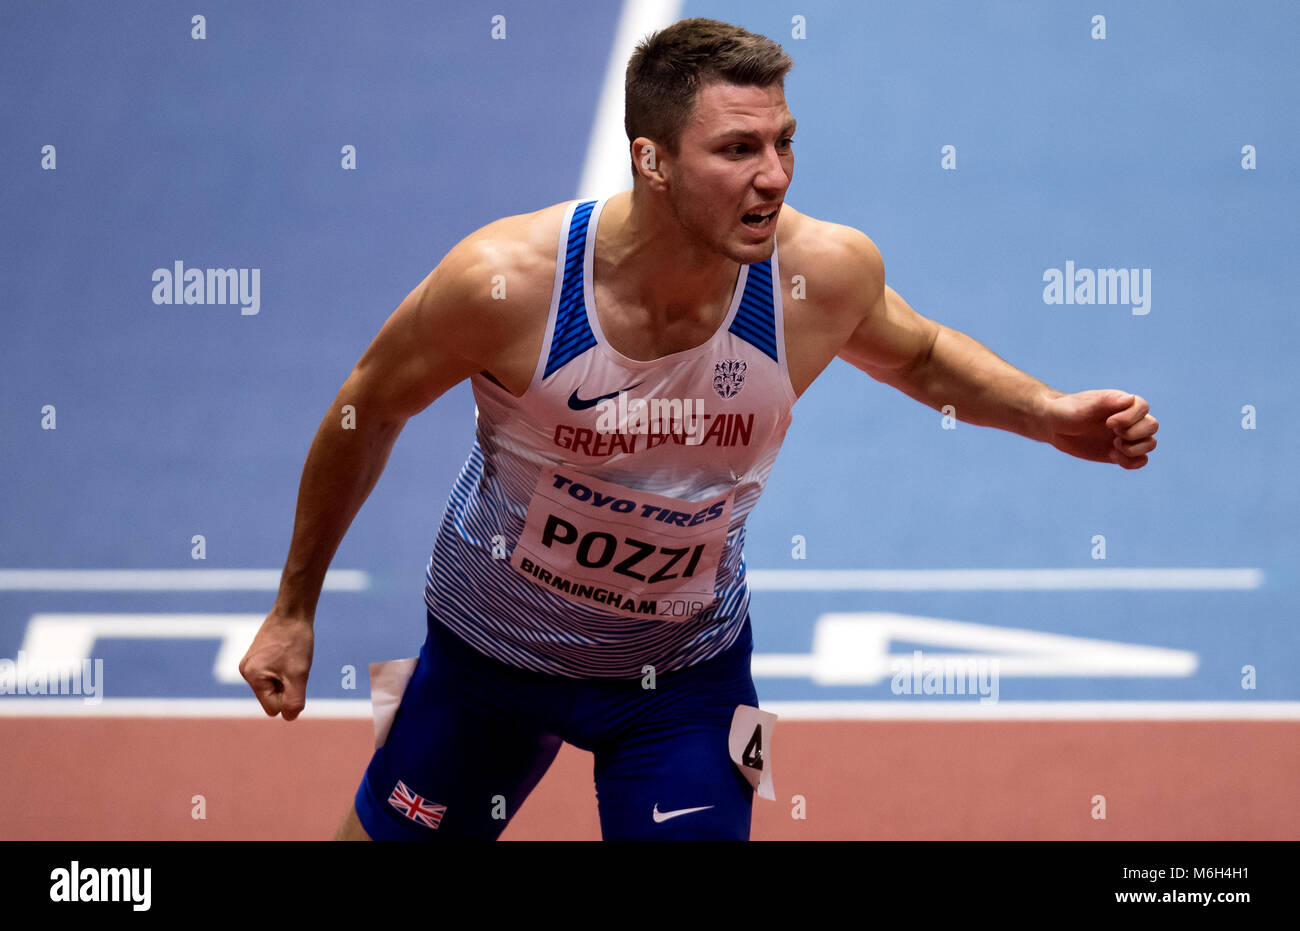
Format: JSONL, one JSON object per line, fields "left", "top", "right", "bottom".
{"left": 354, "top": 623, "right": 562, "bottom": 840}
{"left": 591, "top": 638, "right": 759, "bottom": 841}
{"left": 595, "top": 722, "right": 754, "bottom": 840}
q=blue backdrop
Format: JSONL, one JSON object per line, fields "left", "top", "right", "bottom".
{"left": 2, "top": 1, "right": 1295, "bottom": 706}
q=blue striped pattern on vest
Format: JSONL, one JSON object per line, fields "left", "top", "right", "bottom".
{"left": 543, "top": 200, "right": 597, "bottom": 379}
{"left": 727, "top": 258, "right": 778, "bottom": 362}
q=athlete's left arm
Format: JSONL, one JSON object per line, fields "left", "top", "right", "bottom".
{"left": 834, "top": 232, "right": 1158, "bottom": 469}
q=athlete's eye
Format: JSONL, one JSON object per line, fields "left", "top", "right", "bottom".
{"left": 726, "top": 144, "right": 748, "bottom": 156}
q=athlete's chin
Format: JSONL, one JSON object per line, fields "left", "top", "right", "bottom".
{"left": 725, "top": 236, "right": 775, "bottom": 265}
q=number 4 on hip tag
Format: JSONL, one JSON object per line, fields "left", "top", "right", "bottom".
{"left": 728, "top": 705, "right": 777, "bottom": 801}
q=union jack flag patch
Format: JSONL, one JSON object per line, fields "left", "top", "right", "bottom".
{"left": 388, "top": 779, "right": 447, "bottom": 830}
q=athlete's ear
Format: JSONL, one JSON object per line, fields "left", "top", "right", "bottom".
{"left": 631, "top": 137, "right": 668, "bottom": 191}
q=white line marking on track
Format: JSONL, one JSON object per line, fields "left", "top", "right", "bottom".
{"left": 745, "top": 568, "right": 1263, "bottom": 591}
{"left": 760, "top": 702, "right": 1300, "bottom": 720}
{"left": 1, "top": 699, "right": 1297, "bottom": 720}
{"left": 0, "top": 699, "right": 374, "bottom": 718}
{"left": 576, "top": 0, "right": 683, "bottom": 200}
{"left": 19, "top": 614, "right": 263, "bottom": 684}
{"left": 0, "top": 568, "right": 1255, "bottom": 592}
{"left": 752, "top": 613, "right": 1198, "bottom": 684}
{"left": 0, "top": 569, "right": 369, "bottom": 591}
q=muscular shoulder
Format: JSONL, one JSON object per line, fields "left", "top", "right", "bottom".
{"left": 774, "top": 206, "right": 884, "bottom": 318}
{"left": 769, "top": 207, "right": 888, "bottom": 396}
{"left": 420, "top": 201, "right": 570, "bottom": 391}
{"left": 439, "top": 201, "right": 567, "bottom": 322}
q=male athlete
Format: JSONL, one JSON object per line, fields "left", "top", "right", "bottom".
{"left": 239, "top": 19, "right": 1158, "bottom": 841}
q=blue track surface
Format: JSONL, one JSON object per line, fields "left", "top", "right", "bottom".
{"left": 2, "top": 2, "right": 1296, "bottom": 706}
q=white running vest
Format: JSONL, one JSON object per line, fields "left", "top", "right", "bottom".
{"left": 424, "top": 198, "right": 796, "bottom": 677}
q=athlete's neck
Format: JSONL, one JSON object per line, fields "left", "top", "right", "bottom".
{"left": 595, "top": 189, "right": 739, "bottom": 329}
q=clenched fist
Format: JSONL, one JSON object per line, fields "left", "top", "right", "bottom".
{"left": 239, "top": 612, "right": 315, "bottom": 721}
{"left": 1040, "top": 390, "right": 1159, "bottom": 470}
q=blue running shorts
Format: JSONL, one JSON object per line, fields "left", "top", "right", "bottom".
{"left": 354, "top": 611, "right": 759, "bottom": 840}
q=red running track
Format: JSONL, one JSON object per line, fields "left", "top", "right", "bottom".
{"left": 1, "top": 718, "right": 1295, "bottom": 840}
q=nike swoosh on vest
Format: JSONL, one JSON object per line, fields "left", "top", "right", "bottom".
{"left": 566, "top": 382, "right": 642, "bottom": 411}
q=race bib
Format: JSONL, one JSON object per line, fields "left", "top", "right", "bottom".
{"left": 510, "top": 466, "right": 733, "bottom": 620}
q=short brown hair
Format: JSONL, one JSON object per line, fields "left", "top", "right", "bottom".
{"left": 625, "top": 18, "right": 793, "bottom": 164}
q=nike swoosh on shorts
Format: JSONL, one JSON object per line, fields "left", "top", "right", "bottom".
{"left": 652, "top": 803, "right": 715, "bottom": 823}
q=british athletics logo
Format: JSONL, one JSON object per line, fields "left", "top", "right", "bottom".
{"left": 388, "top": 779, "right": 447, "bottom": 830}
{"left": 713, "top": 359, "right": 746, "bottom": 398}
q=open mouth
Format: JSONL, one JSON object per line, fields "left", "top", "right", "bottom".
{"left": 741, "top": 209, "right": 778, "bottom": 229}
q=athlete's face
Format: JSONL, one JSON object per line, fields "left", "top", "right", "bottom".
{"left": 666, "top": 82, "right": 795, "bottom": 264}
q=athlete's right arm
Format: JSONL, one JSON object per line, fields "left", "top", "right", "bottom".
{"left": 239, "top": 238, "right": 505, "bottom": 721}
